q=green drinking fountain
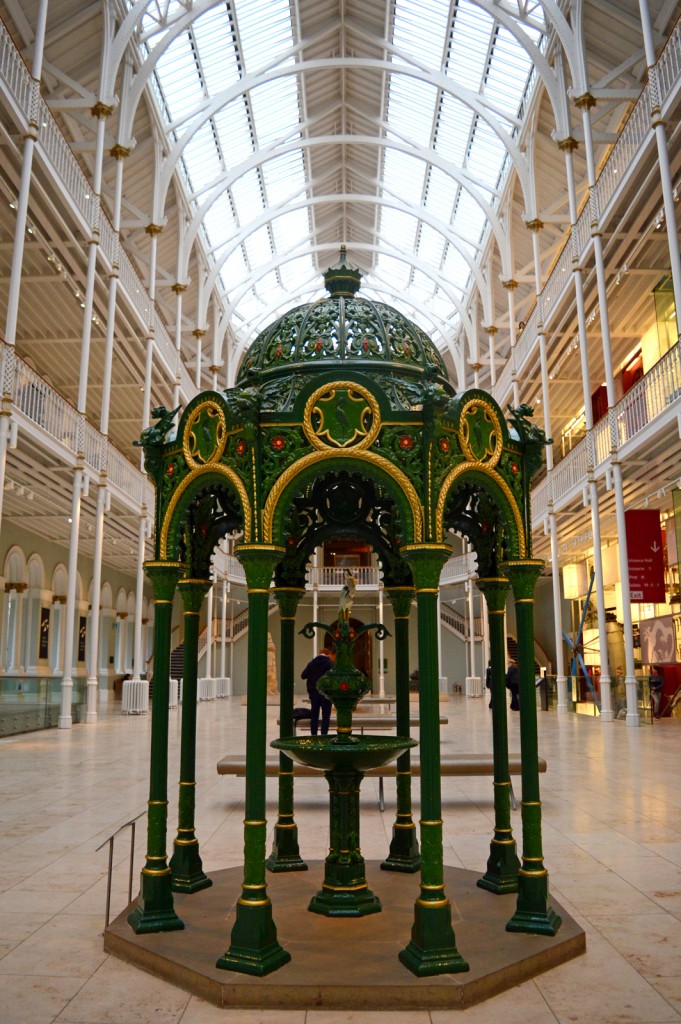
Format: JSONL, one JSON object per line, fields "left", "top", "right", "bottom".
{"left": 272, "top": 575, "right": 417, "bottom": 917}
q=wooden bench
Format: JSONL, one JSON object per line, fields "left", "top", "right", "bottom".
{"left": 217, "top": 753, "right": 547, "bottom": 811}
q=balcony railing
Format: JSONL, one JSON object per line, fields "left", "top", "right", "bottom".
{"left": 532, "top": 341, "right": 681, "bottom": 525}
{"left": 3, "top": 341, "right": 153, "bottom": 511}
{"left": 492, "top": 15, "right": 681, "bottom": 407}
{"left": 308, "top": 566, "right": 380, "bottom": 588}
{"left": 0, "top": 18, "right": 195, "bottom": 403}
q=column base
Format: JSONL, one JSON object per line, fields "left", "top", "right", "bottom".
{"left": 506, "top": 870, "right": 561, "bottom": 936}
{"left": 128, "top": 869, "right": 184, "bottom": 934}
{"left": 599, "top": 710, "right": 614, "bottom": 723}
{"left": 399, "top": 900, "right": 469, "bottom": 977}
{"left": 381, "top": 824, "right": 421, "bottom": 873}
{"left": 506, "top": 905, "right": 562, "bottom": 936}
{"left": 266, "top": 825, "right": 308, "bottom": 873}
{"left": 170, "top": 841, "right": 212, "bottom": 893}
{"left": 216, "top": 899, "right": 290, "bottom": 977}
{"left": 476, "top": 839, "right": 520, "bottom": 895}
{"left": 309, "top": 882, "right": 381, "bottom": 918}
{"left": 58, "top": 715, "right": 72, "bottom": 730}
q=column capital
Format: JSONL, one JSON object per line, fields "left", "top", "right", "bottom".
{"left": 384, "top": 586, "right": 415, "bottom": 618}
{"left": 171, "top": 282, "right": 187, "bottom": 294}
{"left": 483, "top": 325, "right": 498, "bottom": 335}
{"left": 501, "top": 278, "right": 518, "bottom": 290}
{"left": 272, "top": 586, "right": 306, "bottom": 618}
{"left": 178, "top": 577, "right": 211, "bottom": 613}
{"left": 91, "top": 101, "right": 114, "bottom": 119}
{"left": 400, "top": 544, "right": 450, "bottom": 589}
{"left": 192, "top": 328, "right": 206, "bottom": 339}
{"left": 502, "top": 559, "right": 544, "bottom": 600}
{"left": 475, "top": 576, "right": 510, "bottom": 612}
{"left": 468, "top": 361, "right": 482, "bottom": 371}
{"left": 145, "top": 223, "right": 164, "bottom": 236}
{"left": 109, "top": 143, "right": 131, "bottom": 160}
{"left": 524, "top": 217, "right": 544, "bottom": 232}
{"left": 556, "top": 135, "right": 579, "bottom": 152}
{"left": 145, "top": 561, "right": 185, "bottom": 601}
{"left": 235, "top": 544, "right": 285, "bottom": 589}
{"left": 573, "top": 92, "right": 596, "bottom": 110}
{"left": 209, "top": 364, "right": 221, "bottom": 374}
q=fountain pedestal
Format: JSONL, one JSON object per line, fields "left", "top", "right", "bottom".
{"left": 272, "top": 734, "right": 416, "bottom": 917}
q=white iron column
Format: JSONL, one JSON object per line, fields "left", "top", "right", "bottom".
{"left": 639, "top": 0, "right": 681, "bottom": 318}
{"left": 60, "top": 105, "right": 108, "bottom": 729}
{"left": 578, "top": 95, "right": 638, "bottom": 724}
{"left": 528, "top": 218, "right": 568, "bottom": 699}
{"left": 85, "top": 481, "right": 107, "bottom": 723}
{"left": 194, "top": 330, "right": 205, "bottom": 390}
{"left": 206, "top": 572, "right": 214, "bottom": 684}
{"left": 502, "top": 279, "right": 520, "bottom": 406}
{"left": 86, "top": 147, "right": 127, "bottom": 723}
{"left": 59, "top": 468, "right": 84, "bottom": 728}
{"left": 0, "top": 0, "right": 49, "bottom": 532}
{"left": 220, "top": 576, "right": 228, "bottom": 680}
{"left": 561, "top": 138, "right": 613, "bottom": 721}
{"left": 130, "top": 512, "right": 148, "bottom": 703}
{"left": 172, "top": 282, "right": 186, "bottom": 409}
{"left": 378, "top": 583, "right": 385, "bottom": 696}
{"left": 485, "top": 325, "right": 498, "bottom": 388}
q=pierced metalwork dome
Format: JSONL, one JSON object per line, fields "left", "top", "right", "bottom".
{"left": 238, "top": 251, "right": 449, "bottom": 387}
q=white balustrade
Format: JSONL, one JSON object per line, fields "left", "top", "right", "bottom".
{"left": 215, "top": 676, "right": 231, "bottom": 697}
{"left": 308, "top": 566, "right": 380, "bottom": 588}
{"left": 439, "top": 552, "right": 476, "bottom": 584}
{"left": 169, "top": 678, "right": 179, "bottom": 709}
{"left": 465, "top": 676, "right": 483, "bottom": 697}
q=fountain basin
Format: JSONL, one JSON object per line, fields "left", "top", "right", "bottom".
{"left": 271, "top": 734, "right": 417, "bottom": 773}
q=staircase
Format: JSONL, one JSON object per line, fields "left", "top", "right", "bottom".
{"left": 170, "top": 642, "right": 185, "bottom": 680}
{"left": 440, "top": 602, "right": 483, "bottom": 639}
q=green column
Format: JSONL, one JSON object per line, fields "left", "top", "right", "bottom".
{"left": 475, "top": 578, "right": 520, "bottom": 894}
{"left": 398, "top": 545, "right": 468, "bottom": 977}
{"left": 128, "top": 561, "right": 185, "bottom": 935}
{"left": 217, "top": 544, "right": 291, "bottom": 976}
{"left": 266, "top": 586, "right": 308, "bottom": 872}
{"left": 503, "top": 559, "right": 561, "bottom": 936}
{"left": 170, "top": 578, "right": 212, "bottom": 894}
{"left": 381, "top": 586, "right": 420, "bottom": 873}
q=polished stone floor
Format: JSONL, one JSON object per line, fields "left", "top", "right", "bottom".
{"left": 0, "top": 694, "right": 680, "bottom": 1023}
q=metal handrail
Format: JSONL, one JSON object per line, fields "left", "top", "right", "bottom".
{"left": 95, "top": 810, "right": 146, "bottom": 928}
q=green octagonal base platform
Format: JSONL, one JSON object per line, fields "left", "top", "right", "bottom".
{"left": 104, "top": 862, "right": 585, "bottom": 1010}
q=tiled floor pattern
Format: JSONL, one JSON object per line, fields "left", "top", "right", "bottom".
{"left": 0, "top": 695, "right": 680, "bottom": 1023}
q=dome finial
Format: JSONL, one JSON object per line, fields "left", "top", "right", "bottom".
{"left": 324, "top": 246, "right": 362, "bottom": 297}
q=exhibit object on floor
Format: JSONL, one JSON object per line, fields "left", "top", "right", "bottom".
{"left": 127, "top": 251, "right": 562, "bottom": 984}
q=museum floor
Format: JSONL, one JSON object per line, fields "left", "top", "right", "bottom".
{"left": 0, "top": 693, "right": 680, "bottom": 1024}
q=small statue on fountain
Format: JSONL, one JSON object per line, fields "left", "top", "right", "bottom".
{"left": 338, "top": 570, "right": 357, "bottom": 626}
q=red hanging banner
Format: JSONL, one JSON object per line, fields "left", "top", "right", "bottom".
{"left": 625, "top": 509, "right": 666, "bottom": 603}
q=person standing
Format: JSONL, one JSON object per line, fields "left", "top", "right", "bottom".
{"left": 485, "top": 660, "right": 492, "bottom": 708}
{"left": 301, "top": 647, "right": 335, "bottom": 735}
{"left": 506, "top": 659, "right": 520, "bottom": 711}
{"left": 649, "top": 664, "right": 664, "bottom": 719}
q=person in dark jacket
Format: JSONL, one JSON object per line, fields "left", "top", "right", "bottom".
{"left": 506, "top": 660, "right": 520, "bottom": 710}
{"left": 301, "top": 647, "right": 335, "bottom": 735}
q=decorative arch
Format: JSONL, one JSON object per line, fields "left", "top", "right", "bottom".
{"left": 4, "top": 546, "right": 27, "bottom": 585}
{"left": 438, "top": 465, "right": 525, "bottom": 560}
{"left": 27, "top": 553, "right": 44, "bottom": 590}
{"left": 263, "top": 451, "right": 423, "bottom": 548}
{"left": 160, "top": 466, "right": 249, "bottom": 560}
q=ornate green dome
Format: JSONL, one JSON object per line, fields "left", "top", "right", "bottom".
{"left": 237, "top": 250, "right": 449, "bottom": 391}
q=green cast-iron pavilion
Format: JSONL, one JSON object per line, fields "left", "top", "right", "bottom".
{"left": 131, "top": 250, "right": 558, "bottom": 977}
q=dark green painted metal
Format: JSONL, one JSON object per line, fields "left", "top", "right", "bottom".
{"left": 382, "top": 587, "right": 420, "bottom": 873}
{"left": 128, "top": 562, "right": 185, "bottom": 935}
{"left": 217, "top": 545, "right": 291, "bottom": 976}
{"left": 309, "top": 766, "right": 382, "bottom": 917}
{"left": 475, "top": 578, "right": 520, "bottom": 894}
{"left": 503, "top": 560, "right": 562, "bottom": 937}
{"left": 267, "top": 587, "right": 308, "bottom": 873}
{"left": 170, "top": 579, "right": 213, "bottom": 894}
{"left": 399, "top": 546, "right": 469, "bottom": 977}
